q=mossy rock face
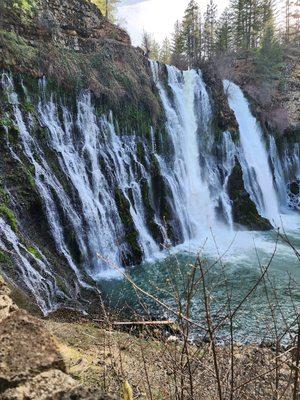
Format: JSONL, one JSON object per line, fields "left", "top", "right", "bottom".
{"left": 0, "top": 0, "right": 164, "bottom": 127}
{"left": 150, "top": 164, "right": 182, "bottom": 245}
{"left": 202, "top": 63, "right": 238, "bottom": 135}
{"left": 227, "top": 159, "right": 273, "bottom": 231}
{"left": 27, "top": 246, "right": 42, "bottom": 260}
{"left": 114, "top": 188, "right": 143, "bottom": 266}
{"left": 0, "top": 251, "right": 11, "bottom": 264}
{"left": 140, "top": 177, "right": 164, "bottom": 247}
{"left": 0, "top": 204, "right": 18, "bottom": 231}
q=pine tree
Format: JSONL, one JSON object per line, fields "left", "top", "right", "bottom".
{"left": 159, "top": 37, "right": 172, "bottom": 64}
{"left": 215, "top": 8, "right": 234, "bottom": 54}
{"left": 254, "top": 18, "right": 283, "bottom": 77}
{"left": 181, "top": 0, "right": 202, "bottom": 67}
{"left": 171, "top": 20, "right": 186, "bottom": 68}
{"left": 203, "top": 0, "right": 217, "bottom": 59}
{"left": 229, "top": 0, "right": 276, "bottom": 51}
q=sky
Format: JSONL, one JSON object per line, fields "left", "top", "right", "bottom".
{"left": 117, "top": 0, "right": 230, "bottom": 46}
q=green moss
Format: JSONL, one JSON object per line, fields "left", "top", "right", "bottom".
{"left": 0, "top": 188, "right": 10, "bottom": 204}
{"left": 12, "top": 0, "right": 37, "bottom": 22}
{"left": 0, "top": 30, "right": 38, "bottom": 69}
{"left": 0, "top": 117, "right": 19, "bottom": 135}
{"left": 0, "top": 204, "right": 18, "bottom": 231}
{"left": 26, "top": 165, "right": 36, "bottom": 188}
{"left": 55, "top": 275, "right": 69, "bottom": 295}
{"left": 22, "top": 100, "right": 35, "bottom": 114}
{"left": 27, "top": 246, "right": 42, "bottom": 260}
{"left": 0, "top": 251, "right": 11, "bottom": 264}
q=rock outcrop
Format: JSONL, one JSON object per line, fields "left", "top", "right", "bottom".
{"left": 233, "top": 49, "right": 300, "bottom": 137}
{"left": 0, "top": 0, "right": 162, "bottom": 122}
{"left": 0, "top": 276, "right": 118, "bottom": 399}
{"left": 202, "top": 63, "right": 239, "bottom": 135}
{"left": 227, "top": 160, "right": 273, "bottom": 231}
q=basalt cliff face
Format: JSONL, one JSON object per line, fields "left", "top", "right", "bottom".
{"left": 0, "top": 0, "right": 158, "bottom": 110}
{"left": 0, "top": 0, "right": 298, "bottom": 314}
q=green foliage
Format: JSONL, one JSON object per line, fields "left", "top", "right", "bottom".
{"left": 13, "top": 0, "right": 34, "bottom": 11}
{"left": 26, "top": 171, "right": 36, "bottom": 188}
{"left": 159, "top": 37, "right": 172, "bottom": 64}
{"left": 27, "top": 246, "right": 42, "bottom": 260}
{"left": 203, "top": 0, "right": 217, "bottom": 59}
{"left": 182, "top": 0, "right": 202, "bottom": 66}
{"left": 215, "top": 7, "right": 233, "bottom": 54}
{"left": 141, "top": 31, "right": 160, "bottom": 60}
{"left": 0, "top": 204, "right": 18, "bottom": 232}
{"left": 253, "top": 22, "right": 283, "bottom": 78}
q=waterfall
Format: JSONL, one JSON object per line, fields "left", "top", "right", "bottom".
{"left": 0, "top": 217, "right": 60, "bottom": 314}
{"left": 224, "top": 80, "right": 281, "bottom": 226}
{"left": 152, "top": 63, "right": 217, "bottom": 241}
{"left": 1, "top": 67, "right": 298, "bottom": 311}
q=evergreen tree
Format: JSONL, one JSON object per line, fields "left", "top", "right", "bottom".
{"left": 215, "top": 8, "right": 234, "bottom": 54}
{"left": 159, "top": 37, "right": 172, "bottom": 64}
{"left": 203, "top": 0, "right": 218, "bottom": 59}
{"left": 181, "top": 0, "right": 202, "bottom": 67}
{"left": 171, "top": 20, "right": 186, "bottom": 68}
{"left": 254, "top": 18, "right": 283, "bottom": 77}
{"left": 229, "top": 0, "right": 276, "bottom": 51}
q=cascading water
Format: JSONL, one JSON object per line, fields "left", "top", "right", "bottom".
{"left": 224, "top": 80, "right": 281, "bottom": 226}
{"left": 0, "top": 66, "right": 299, "bottom": 313}
{"left": 151, "top": 62, "right": 235, "bottom": 239}
{"left": 151, "top": 63, "right": 216, "bottom": 240}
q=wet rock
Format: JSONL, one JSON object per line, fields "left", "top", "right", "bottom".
{"left": 227, "top": 159, "right": 273, "bottom": 231}
{"left": 0, "top": 310, "right": 65, "bottom": 392}
{"left": 202, "top": 63, "right": 239, "bottom": 134}
{"left": 289, "top": 181, "right": 299, "bottom": 196}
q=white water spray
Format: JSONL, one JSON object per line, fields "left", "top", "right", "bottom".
{"left": 224, "top": 80, "right": 280, "bottom": 226}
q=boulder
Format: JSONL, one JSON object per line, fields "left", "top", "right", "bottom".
{"left": 0, "top": 276, "right": 18, "bottom": 323}
{"left": 0, "top": 310, "right": 65, "bottom": 393}
{"left": 0, "top": 369, "right": 77, "bottom": 400}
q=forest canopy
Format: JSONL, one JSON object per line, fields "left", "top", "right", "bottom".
{"left": 142, "top": 0, "right": 300, "bottom": 74}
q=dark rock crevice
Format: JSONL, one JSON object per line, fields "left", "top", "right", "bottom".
{"left": 227, "top": 159, "right": 273, "bottom": 231}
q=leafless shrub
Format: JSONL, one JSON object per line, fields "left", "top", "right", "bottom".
{"left": 95, "top": 228, "right": 299, "bottom": 400}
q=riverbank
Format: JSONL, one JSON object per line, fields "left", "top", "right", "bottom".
{"left": 1, "top": 275, "right": 298, "bottom": 400}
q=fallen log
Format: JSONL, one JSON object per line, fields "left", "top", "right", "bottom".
{"left": 112, "top": 320, "right": 174, "bottom": 327}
